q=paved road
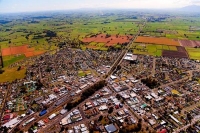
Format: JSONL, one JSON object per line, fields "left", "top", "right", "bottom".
{"left": 173, "top": 116, "right": 200, "bottom": 133}
{"left": 0, "top": 85, "right": 11, "bottom": 126}
{"left": 106, "top": 21, "right": 146, "bottom": 79}
{"left": 151, "top": 57, "right": 156, "bottom": 76}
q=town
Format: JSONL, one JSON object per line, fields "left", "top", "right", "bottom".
{"left": 0, "top": 2, "right": 200, "bottom": 133}
{"left": 0, "top": 44, "right": 200, "bottom": 133}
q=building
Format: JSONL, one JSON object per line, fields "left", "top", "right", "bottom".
{"left": 124, "top": 53, "right": 138, "bottom": 61}
{"left": 105, "top": 124, "right": 117, "bottom": 133}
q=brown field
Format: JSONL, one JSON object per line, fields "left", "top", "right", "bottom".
{"left": 2, "top": 45, "right": 28, "bottom": 56}
{"left": 162, "top": 46, "right": 188, "bottom": 58}
{"left": 179, "top": 40, "right": 200, "bottom": 47}
{"left": 83, "top": 34, "right": 132, "bottom": 45}
{"left": 135, "top": 36, "right": 180, "bottom": 46}
{"left": 2, "top": 45, "right": 45, "bottom": 57}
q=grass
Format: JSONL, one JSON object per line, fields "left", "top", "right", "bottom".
{"left": 0, "top": 67, "right": 26, "bottom": 82}
{"left": 186, "top": 47, "right": 200, "bottom": 60}
{"left": 3, "top": 55, "right": 26, "bottom": 67}
{"left": 132, "top": 43, "right": 175, "bottom": 57}
{"left": 78, "top": 70, "right": 91, "bottom": 77}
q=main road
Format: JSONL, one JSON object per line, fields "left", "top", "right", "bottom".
{"left": 105, "top": 21, "right": 146, "bottom": 79}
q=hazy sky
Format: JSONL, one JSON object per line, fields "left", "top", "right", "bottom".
{"left": 0, "top": 0, "right": 199, "bottom": 13}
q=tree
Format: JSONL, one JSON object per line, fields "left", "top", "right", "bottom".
{"left": 98, "top": 115, "right": 103, "bottom": 121}
{"left": 108, "top": 107, "right": 114, "bottom": 114}
{"left": 17, "top": 66, "right": 21, "bottom": 71}
{"left": 45, "top": 30, "right": 57, "bottom": 37}
{"left": 0, "top": 68, "right": 4, "bottom": 74}
{"left": 60, "top": 126, "right": 65, "bottom": 132}
{"left": 20, "top": 86, "right": 27, "bottom": 94}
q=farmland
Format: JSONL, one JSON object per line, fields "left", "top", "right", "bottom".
{"left": 135, "top": 36, "right": 180, "bottom": 46}
{"left": 179, "top": 40, "right": 200, "bottom": 47}
{"left": 141, "top": 17, "right": 200, "bottom": 40}
{"left": 186, "top": 47, "right": 200, "bottom": 60}
{"left": 0, "top": 10, "right": 200, "bottom": 70}
{"left": 0, "top": 11, "right": 143, "bottom": 68}
{"left": 131, "top": 43, "right": 179, "bottom": 57}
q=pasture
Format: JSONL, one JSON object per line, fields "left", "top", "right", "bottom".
{"left": 186, "top": 47, "right": 200, "bottom": 60}
{"left": 142, "top": 17, "right": 200, "bottom": 41}
{"left": 131, "top": 43, "right": 178, "bottom": 56}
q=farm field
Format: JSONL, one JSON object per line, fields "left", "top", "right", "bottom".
{"left": 131, "top": 43, "right": 178, "bottom": 56}
{"left": 179, "top": 39, "right": 200, "bottom": 47}
{"left": 0, "top": 67, "right": 26, "bottom": 82}
{"left": 186, "top": 47, "right": 200, "bottom": 60}
{"left": 142, "top": 17, "right": 200, "bottom": 40}
{"left": 135, "top": 36, "right": 180, "bottom": 46}
{"left": 3, "top": 55, "right": 26, "bottom": 67}
{"left": 0, "top": 12, "right": 143, "bottom": 68}
{"left": 82, "top": 34, "right": 132, "bottom": 46}
{"left": 0, "top": 11, "right": 200, "bottom": 71}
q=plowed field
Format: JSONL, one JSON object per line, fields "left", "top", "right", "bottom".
{"left": 135, "top": 36, "right": 180, "bottom": 46}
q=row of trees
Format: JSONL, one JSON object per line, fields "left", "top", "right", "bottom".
{"left": 65, "top": 80, "right": 107, "bottom": 111}
{"left": 141, "top": 77, "right": 160, "bottom": 89}
{"left": 119, "top": 119, "right": 142, "bottom": 133}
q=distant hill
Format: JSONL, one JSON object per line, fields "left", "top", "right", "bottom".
{"left": 180, "top": 5, "right": 200, "bottom": 12}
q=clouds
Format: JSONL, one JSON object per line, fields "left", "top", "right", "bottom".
{"left": 0, "top": 0, "right": 199, "bottom": 13}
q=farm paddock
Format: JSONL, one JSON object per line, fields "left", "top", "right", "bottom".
{"left": 1, "top": 45, "right": 45, "bottom": 57}
{"left": 135, "top": 36, "right": 180, "bottom": 46}
{"left": 82, "top": 34, "right": 133, "bottom": 45}
{"left": 162, "top": 46, "right": 189, "bottom": 58}
{"left": 179, "top": 40, "right": 200, "bottom": 47}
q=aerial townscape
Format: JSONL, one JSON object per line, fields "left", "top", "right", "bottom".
{"left": 0, "top": 0, "right": 200, "bottom": 133}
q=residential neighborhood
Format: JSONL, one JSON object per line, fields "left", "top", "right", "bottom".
{"left": 0, "top": 45, "right": 199, "bottom": 133}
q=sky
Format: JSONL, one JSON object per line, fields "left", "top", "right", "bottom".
{"left": 0, "top": 0, "right": 200, "bottom": 13}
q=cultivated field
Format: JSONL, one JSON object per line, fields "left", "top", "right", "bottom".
{"left": 179, "top": 40, "right": 200, "bottom": 47}
{"left": 82, "top": 34, "right": 132, "bottom": 47}
{"left": 131, "top": 43, "right": 179, "bottom": 57}
{"left": 186, "top": 47, "right": 200, "bottom": 60}
{"left": 162, "top": 46, "right": 189, "bottom": 58}
{"left": 135, "top": 36, "right": 180, "bottom": 46}
{"left": 142, "top": 17, "right": 200, "bottom": 41}
{"left": 1, "top": 45, "right": 45, "bottom": 57}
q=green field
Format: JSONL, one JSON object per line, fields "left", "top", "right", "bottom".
{"left": 0, "top": 11, "right": 200, "bottom": 70}
{"left": 0, "top": 67, "right": 26, "bottom": 82}
{"left": 131, "top": 43, "right": 177, "bottom": 56}
{"left": 3, "top": 55, "right": 26, "bottom": 67}
{"left": 186, "top": 47, "right": 200, "bottom": 60}
{"left": 142, "top": 17, "right": 200, "bottom": 40}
